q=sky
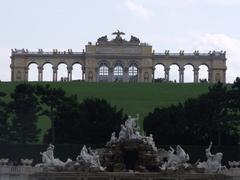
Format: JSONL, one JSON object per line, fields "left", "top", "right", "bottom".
{"left": 0, "top": 0, "right": 239, "bottom": 82}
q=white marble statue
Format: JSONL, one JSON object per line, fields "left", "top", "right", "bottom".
{"left": 125, "top": 115, "right": 137, "bottom": 138}
{"left": 144, "top": 134, "right": 157, "bottom": 151}
{"left": 38, "top": 144, "right": 71, "bottom": 167}
{"left": 106, "top": 132, "right": 118, "bottom": 146}
{"left": 118, "top": 115, "right": 141, "bottom": 141}
{"left": 118, "top": 124, "right": 128, "bottom": 141}
{"left": 76, "top": 145, "right": 105, "bottom": 171}
{"left": 160, "top": 145, "right": 189, "bottom": 170}
{"left": 197, "top": 142, "right": 225, "bottom": 171}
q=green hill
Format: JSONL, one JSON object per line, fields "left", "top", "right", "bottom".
{"left": 0, "top": 82, "right": 209, "bottom": 141}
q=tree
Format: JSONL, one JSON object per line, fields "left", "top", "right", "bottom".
{"left": 0, "top": 92, "right": 9, "bottom": 143}
{"left": 44, "top": 98, "right": 127, "bottom": 144}
{"left": 35, "top": 84, "right": 66, "bottom": 143}
{"left": 143, "top": 82, "right": 240, "bottom": 146}
{"left": 8, "top": 84, "right": 41, "bottom": 143}
{"left": 144, "top": 103, "right": 185, "bottom": 145}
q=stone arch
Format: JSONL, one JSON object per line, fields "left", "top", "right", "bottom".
{"left": 183, "top": 64, "right": 194, "bottom": 83}
{"left": 128, "top": 61, "right": 140, "bottom": 68}
{"left": 41, "top": 61, "right": 54, "bottom": 67}
{"left": 27, "top": 60, "right": 40, "bottom": 67}
{"left": 169, "top": 64, "right": 180, "bottom": 83}
{"left": 98, "top": 60, "right": 111, "bottom": 68}
{"left": 71, "top": 63, "right": 83, "bottom": 81}
{"left": 28, "top": 62, "right": 39, "bottom": 81}
{"left": 57, "top": 63, "right": 68, "bottom": 81}
{"left": 154, "top": 63, "right": 165, "bottom": 81}
{"left": 198, "top": 64, "right": 209, "bottom": 82}
{"left": 42, "top": 63, "right": 53, "bottom": 81}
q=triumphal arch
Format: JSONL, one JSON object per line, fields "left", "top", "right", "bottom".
{"left": 10, "top": 31, "right": 227, "bottom": 83}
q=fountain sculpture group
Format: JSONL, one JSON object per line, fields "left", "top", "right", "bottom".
{"left": 0, "top": 115, "right": 239, "bottom": 180}
{"left": 33, "top": 115, "right": 226, "bottom": 173}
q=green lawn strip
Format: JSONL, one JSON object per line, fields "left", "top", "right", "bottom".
{"left": 0, "top": 82, "right": 210, "bottom": 143}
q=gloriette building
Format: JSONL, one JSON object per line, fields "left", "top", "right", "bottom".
{"left": 10, "top": 31, "right": 227, "bottom": 83}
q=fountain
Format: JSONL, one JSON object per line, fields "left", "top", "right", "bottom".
{"left": 0, "top": 115, "right": 239, "bottom": 179}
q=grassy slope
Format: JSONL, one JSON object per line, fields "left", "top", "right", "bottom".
{"left": 0, "top": 82, "right": 209, "bottom": 141}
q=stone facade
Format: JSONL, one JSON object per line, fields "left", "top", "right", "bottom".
{"left": 10, "top": 31, "right": 227, "bottom": 83}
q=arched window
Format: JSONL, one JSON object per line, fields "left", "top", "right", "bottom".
{"left": 99, "top": 64, "right": 109, "bottom": 76}
{"left": 114, "top": 65, "right": 123, "bottom": 82}
{"left": 129, "top": 65, "right": 138, "bottom": 82}
{"left": 114, "top": 66, "right": 123, "bottom": 76}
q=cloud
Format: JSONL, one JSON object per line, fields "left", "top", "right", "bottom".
{"left": 194, "top": 34, "right": 240, "bottom": 83}
{"left": 125, "top": 0, "right": 152, "bottom": 18}
{"left": 205, "top": 0, "right": 240, "bottom": 5}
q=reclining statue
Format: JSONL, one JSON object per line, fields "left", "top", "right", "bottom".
{"left": 37, "top": 144, "right": 72, "bottom": 167}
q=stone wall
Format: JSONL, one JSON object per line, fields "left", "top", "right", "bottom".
{"left": 0, "top": 166, "right": 240, "bottom": 180}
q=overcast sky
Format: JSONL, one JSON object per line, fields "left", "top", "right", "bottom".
{"left": 0, "top": 0, "right": 239, "bottom": 82}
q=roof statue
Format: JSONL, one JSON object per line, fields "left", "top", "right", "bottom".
{"left": 112, "top": 30, "right": 125, "bottom": 41}
{"left": 97, "top": 35, "right": 108, "bottom": 43}
{"left": 130, "top": 35, "right": 140, "bottom": 44}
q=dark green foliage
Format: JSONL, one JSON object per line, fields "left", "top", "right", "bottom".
{"left": 35, "top": 84, "right": 66, "bottom": 143}
{"left": 144, "top": 80, "right": 240, "bottom": 146}
{"left": 0, "top": 92, "right": 9, "bottom": 143}
{"left": 8, "top": 84, "right": 41, "bottom": 144}
{"left": 43, "top": 98, "right": 127, "bottom": 144}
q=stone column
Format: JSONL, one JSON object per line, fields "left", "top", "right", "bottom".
{"left": 109, "top": 67, "right": 114, "bottom": 82}
{"left": 82, "top": 67, "right": 85, "bottom": 81}
{"left": 208, "top": 68, "right": 213, "bottom": 83}
{"left": 193, "top": 68, "right": 199, "bottom": 83}
{"left": 52, "top": 66, "right": 58, "bottom": 82}
{"left": 152, "top": 67, "right": 155, "bottom": 82}
{"left": 67, "top": 67, "right": 73, "bottom": 81}
{"left": 179, "top": 67, "right": 184, "bottom": 83}
{"left": 138, "top": 67, "right": 142, "bottom": 82}
{"left": 164, "top": 67, "right": 170, "bottom": 81}
{"left": 10, "top": 64, "right": 14, "bottom": 81}
{"left": 123, "top": 67, "right": 129, "bottom": 82}
{"left": 24, "top": 67, "right": 28, "bottom": 81}
{"left": 223, "top": 69, "right": 226, "bottom": 83}
{"left": 38, "top": 66, "right": 43, "bottom": 82}
{"left": 94, "top": 67, "right": 98, "bottom": 82}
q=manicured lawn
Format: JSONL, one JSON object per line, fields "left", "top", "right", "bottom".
{"left": 0, "top": 82, "right": 210, "bottom": 142}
